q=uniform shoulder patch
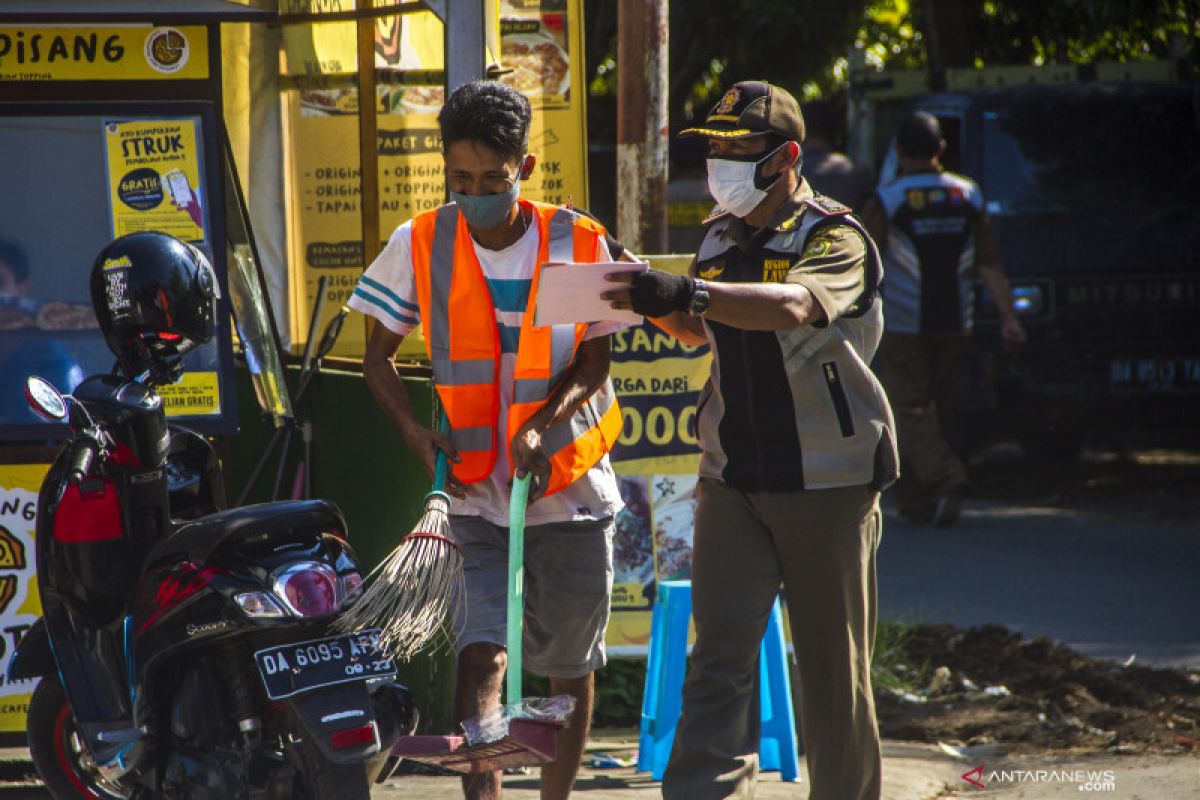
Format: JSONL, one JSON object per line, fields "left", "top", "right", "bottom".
{"left": 801, "top": 221, "right": 862, "bottom": 260}
{"left": 802, "top": 236, "right": 835, "bottom": 258}
{"left": 803, "top": 195, "right": 851, "bottom": 216}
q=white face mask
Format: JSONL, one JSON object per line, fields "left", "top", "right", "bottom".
{"left": 706, "top": 143, "right": 788, "bottom": 218}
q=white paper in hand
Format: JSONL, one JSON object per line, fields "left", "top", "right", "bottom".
{"left": 533, "top": 261, "right": 647, "bottom": 326}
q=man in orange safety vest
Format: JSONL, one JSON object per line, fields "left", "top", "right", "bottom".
{"left": 348, "top": 80, "right": 626, "bottom": 800}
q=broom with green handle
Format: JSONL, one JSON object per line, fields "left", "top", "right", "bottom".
{"left": 506, "top": 472, "right": 531, "bottom": 705}
{"left": 335, "top": 413, "right": 463, "bottom": 661}
{"left": 387, "top": 474, "right": 572, "bottom": 773}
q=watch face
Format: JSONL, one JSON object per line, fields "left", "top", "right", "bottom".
{"left": 689, "top": 289, "right": 711, "bottom": 316}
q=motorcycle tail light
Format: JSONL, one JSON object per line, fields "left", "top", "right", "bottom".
{"left": 234, "top": 591, "right": 287, "bottom": 619}
{"left": 273, "top": 562, "right": 339, "bottom": 618}
{"left": 330, "top": 722, "right": 376, "bottom": 750}
{"left": 340, "top": 571, "right": 364, "bottom": 602}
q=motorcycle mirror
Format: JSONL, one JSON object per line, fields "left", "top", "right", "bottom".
{"left": 25, "top": 376, "right": 68, "bottom": 422}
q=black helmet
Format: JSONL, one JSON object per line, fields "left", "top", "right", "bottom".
{"left": 90, "top": 232, "right": 218, "bottom": 385}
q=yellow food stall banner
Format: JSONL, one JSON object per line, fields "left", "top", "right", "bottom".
{"left": 0, "top": 26, "right": 209, "bottom": 82}
{"left": 607, "top": 256, "right": 710, "bottom": 653}
{"left": 282, "top": 0, "right": 588, "bottom": 358}
{"left": 104, "top": 118, "right": 208, "bottom": 244}
{"left": 0, "top": 465, "right": 47, "bottom": 733}
{"left": 158, "top": 371, "right": 222, "bottom": 418}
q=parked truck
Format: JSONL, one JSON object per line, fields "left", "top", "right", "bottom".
{"left": 849, "top": 60, "right": 1200, "bottom": 457}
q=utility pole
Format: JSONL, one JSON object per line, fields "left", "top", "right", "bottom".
{"left": 616, "top": 0, "right": 668, "bottom": 255}
{"left": 355, "top": 0, "right": 380, "bottom": 269}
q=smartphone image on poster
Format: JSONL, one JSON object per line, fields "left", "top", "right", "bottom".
{"left": 163, "top": 168, "right": 204, "bottom": 232}
{"left": 163, "top": 169, "right": 192, "bottom": 206}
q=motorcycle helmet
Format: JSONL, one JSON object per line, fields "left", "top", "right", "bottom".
{"left": 90, "top": 232, "right": 219, "bottom": 385}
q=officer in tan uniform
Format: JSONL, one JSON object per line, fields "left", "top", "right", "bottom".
{"left": 606, "top": 81, "right": 897, "bottom": 800}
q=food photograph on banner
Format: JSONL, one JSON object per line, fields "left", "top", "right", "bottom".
{"left": 500, "top": 0, "right": 571, "bottom": 110}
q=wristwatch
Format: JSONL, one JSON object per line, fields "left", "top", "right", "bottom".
{"left": 687, "top": 278, "right": 711, "bottom": 317}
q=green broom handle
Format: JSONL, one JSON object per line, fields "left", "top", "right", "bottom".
{"left": 507, "top": 473, "right": 531, "bottom": 705}
{"left": 431, "top": 411, "right": 450, "bottom": 494}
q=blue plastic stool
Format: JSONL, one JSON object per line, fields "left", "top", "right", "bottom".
{"left": 637, "top": 580, "right": 800, "bottom": 782}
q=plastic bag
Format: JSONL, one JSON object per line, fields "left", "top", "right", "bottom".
{"left": 460, "top": 694, "right": 577, "bottom": 745}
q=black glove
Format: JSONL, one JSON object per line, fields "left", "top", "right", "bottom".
{"left": 629, "top": 270, "right": 694, "bottom": 317}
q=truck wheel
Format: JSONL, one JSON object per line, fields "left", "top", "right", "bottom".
{"left": 27, "top": 677, "right": 129, "bottom": 800}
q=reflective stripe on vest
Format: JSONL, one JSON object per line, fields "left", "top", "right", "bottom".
{"left": 411, "top": 199, "right": 621, "bottom": 494}
{"left": 541, "top": 379, "right": 622, "bottom": 497}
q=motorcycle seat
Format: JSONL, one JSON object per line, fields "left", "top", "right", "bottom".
{"left": 142, "top": 499, "right": 345, "bottom": 571}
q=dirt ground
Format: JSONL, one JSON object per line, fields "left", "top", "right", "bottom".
{"left": 874, "top": 446, "right": 1200, "bottom": 759}
{"left": 876, "top": 623, "right": 1200, "bottom": 755}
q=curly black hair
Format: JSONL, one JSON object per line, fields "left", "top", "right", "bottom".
{"left": 438, "top": 80, "right": 532, "bottom": 162}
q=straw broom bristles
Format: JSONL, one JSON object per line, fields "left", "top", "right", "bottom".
{"left": 334, "top": 489, "right": 464, "bottom": 661}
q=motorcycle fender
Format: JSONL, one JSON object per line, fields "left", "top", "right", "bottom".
{"left": 370, "top": 681, "right": 418, "bottom": 751}
{"left": 7, "top": 618, "right": 54, "bottom": 681}
{"left": 286, "top": 682, "right": 380, "bottom": 765}
{"left": 364, "top": 682, "right": 419, "bottom": 785}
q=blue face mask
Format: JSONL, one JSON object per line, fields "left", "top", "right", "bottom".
{"left": 450, "top": 178, "right": 521, "bottom": 229}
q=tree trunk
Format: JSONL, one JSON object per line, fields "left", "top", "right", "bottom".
{"left": 921, "top": 0, "right": 973, "bottom": 90}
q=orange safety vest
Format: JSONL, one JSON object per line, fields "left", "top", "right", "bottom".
{"left": 410, "top": 198, "right": 623, "bottom": 496}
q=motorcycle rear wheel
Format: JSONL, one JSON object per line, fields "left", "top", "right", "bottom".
{"left": 297, "top": 740, "right": 370, "bottom": 800}
{"left": 27, "top": 677, "right": 131, "bottom": 800}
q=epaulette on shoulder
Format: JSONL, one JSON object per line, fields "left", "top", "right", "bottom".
{"left": 804, "top": 195, "right": 851, "bottom": 216}
{"left": 702, "top": 205, "right": 732, "bottom": 226}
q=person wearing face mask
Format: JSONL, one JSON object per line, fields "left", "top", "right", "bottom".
{"left": 348, "top": 80, "right": 626, "bottom": 800}
{"left": 604, "top": 80, "right": 896, "bottom": 800}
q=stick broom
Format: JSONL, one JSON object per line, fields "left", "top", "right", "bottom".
{"left": 335, "top": 415, "right": 462, "bottom": 660}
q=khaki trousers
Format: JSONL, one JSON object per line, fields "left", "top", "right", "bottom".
{"left": 876, "top": 331, "right": 970, "bottom": 515}
{"left": 661, "top": 481, "right": 883, "bottom": 800}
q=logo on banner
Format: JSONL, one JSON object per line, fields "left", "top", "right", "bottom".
{"left": 0, "top": 526, "right": 27, "bottom": 614}
{"left": 145, "top": 28, "right": 189, "bottom": 74}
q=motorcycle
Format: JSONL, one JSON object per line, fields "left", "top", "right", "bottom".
{"left": 11, "top": 373, "right": 415, "bottom": 799}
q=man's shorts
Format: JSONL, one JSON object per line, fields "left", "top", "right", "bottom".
{"left": 449, "top": 514, "right": 614, "bottom": 679}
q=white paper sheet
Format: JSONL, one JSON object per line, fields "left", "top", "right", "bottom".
{"left": 533, "top": 260, "right": 648, "bottom": 326}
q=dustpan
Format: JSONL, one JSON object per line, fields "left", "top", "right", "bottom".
{"left": 390, "top": 474, "right": 569, "bottom": 774}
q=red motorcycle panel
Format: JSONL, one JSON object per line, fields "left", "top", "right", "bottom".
{"left": 53, "top": 480, "right": 124, "bottom": 543}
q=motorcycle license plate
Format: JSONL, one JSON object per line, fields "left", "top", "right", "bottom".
{"left": 254, "top": 629, "right": 396, "bottom": 700}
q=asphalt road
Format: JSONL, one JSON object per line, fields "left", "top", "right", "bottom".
{"left": 877, "top": 499, "right": 1200, "bottom": 669}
